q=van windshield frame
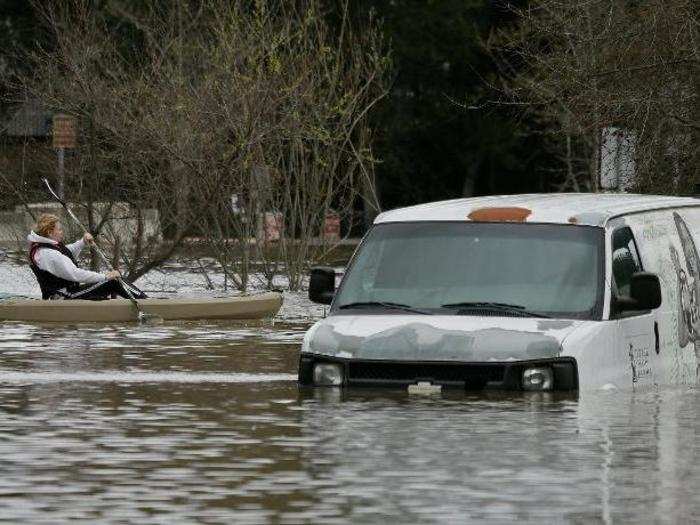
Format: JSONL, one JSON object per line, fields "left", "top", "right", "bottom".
{"left": 332, "top": 221, "right": 606, "bottom": 321}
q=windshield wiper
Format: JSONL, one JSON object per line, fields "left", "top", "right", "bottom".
{"left": 337, "top": 301, "right": 432, "bottom": 315}
{"left": 440, "top": 302, "right": 550, "bottom": 318}
{"left": 441, "top": 301, "right": 526, "bottom": 310}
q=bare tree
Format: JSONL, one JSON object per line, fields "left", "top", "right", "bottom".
{"left": 487, "top": 0, "right": 699, "bottom": 193}
{"left": 3, "top": 0, "right": 388, "bottom": 289}
{"left": 186, "top": 0, "right": 389, "bottom": 291}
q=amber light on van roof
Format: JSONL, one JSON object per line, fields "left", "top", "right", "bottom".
{"left": 467, "top": 207, "right": 532, "bottom": 223}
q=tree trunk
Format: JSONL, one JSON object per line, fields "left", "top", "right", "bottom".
{"left": 692, "top": 5, "right": 700, "bottom": 195}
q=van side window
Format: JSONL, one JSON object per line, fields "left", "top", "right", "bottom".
{"left": 611, "top": 227, "right": 642, "bottom": 297}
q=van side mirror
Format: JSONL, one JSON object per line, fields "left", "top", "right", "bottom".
{"left": 309, "top": 267, "right": 335, "bottom": 305}
{"left": 630, "top": 272, "right": 662, "bottom": 309}
{"left": 617, "top": 272, "right": 662, "bottom": 312}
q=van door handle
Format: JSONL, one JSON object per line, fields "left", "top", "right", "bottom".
{"left": 654, "top": 322, "right": 660, "bottom": 354}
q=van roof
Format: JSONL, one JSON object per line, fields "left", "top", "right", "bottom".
{"left": 374, "top": 193, "right": 700, "bottom": 227}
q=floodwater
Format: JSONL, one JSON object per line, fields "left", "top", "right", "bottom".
{"left": 1, "top": 320, "right": 700, "bottom": 524}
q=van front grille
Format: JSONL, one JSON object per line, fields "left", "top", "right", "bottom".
{"left": 347, "top": 361, "right": 505, "bottom": 388}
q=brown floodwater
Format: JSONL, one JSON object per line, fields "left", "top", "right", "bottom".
{"left": 1, "top": 320, "right": 700, "bottom": 523}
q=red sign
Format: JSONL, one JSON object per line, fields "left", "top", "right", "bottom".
{"left": 323, "top": 212, "right": 340, "bottom": 241}
{"left": 263, "top": 212, "right": 283, "bottom": 242}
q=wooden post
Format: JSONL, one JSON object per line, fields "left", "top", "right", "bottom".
{"left": 57, "top": 147, "right": 65, "bottom": 200}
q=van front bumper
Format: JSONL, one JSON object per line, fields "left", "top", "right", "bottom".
{"left": 298, "top": 354, "right": 578, "bottom": 391}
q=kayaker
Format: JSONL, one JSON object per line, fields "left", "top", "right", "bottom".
{"left": 27, "top": 213, "right": 148, "bottom": 300}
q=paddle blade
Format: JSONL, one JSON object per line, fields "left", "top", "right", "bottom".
{"left": 137, "top": 311, "right": 164, "bottom": 325}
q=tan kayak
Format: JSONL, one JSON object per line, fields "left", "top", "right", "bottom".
{"left": 0, "top": 292, "right": 283, "bottom": 323}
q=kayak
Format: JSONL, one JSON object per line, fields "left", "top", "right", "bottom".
{"left": 0, "top": 292, "right": 283, "bottom": 323}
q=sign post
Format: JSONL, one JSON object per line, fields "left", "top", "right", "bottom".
{"left": 52, "top": 114, "right": 77, "bottom": 200}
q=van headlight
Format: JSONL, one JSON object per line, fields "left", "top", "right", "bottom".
{"left": 522, "top": 367, "right": 553, "bottom": 391}
{"left": 313, "top": 363, "right": 344, "bottom": 386}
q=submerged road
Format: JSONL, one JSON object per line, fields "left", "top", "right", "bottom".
{"left": 0, "top": 320, "right": 699, "bottom": 523}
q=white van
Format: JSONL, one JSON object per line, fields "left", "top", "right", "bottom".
{"left": 298, "top": 194, "right": 700, "bottom": 391}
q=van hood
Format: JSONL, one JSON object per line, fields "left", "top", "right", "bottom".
{"left": 304, "top": 315, "right": 586, "bottom": 362}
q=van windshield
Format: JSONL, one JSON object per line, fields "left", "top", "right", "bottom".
{"left": 334, "top": 222, "right": 604, "bottom": 320}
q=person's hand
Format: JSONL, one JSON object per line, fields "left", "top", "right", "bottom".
{"left": 105, "top": 270, "right": 121, "bottom": 280}
{"left": 83, "top": 232, "right": 94, "bottom": 245}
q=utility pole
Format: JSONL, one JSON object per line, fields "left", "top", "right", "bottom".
{"left": 691, "top": 0, "right": 700, "bottom": 195}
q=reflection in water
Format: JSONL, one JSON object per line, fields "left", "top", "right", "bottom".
{"left": 0, "top": 371, "right": 297, "bottom": 383}
{"left": 1, "top": 321, "right": 700, "bottom": 523}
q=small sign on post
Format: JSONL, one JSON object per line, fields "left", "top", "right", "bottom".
{"left": 52, "top": 114, "right": 77, "bottom": 200}
{"left": 52, "top": 114, "right": 77, "bottom": 149}
{"left": 322, "top": 211, "right": 341, "bottom": 242}
{"left": 263, "top": 211, "right": 283, "bottom": 242}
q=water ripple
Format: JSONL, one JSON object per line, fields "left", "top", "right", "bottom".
{"left": 1, "top": 314, "right": 700, "bottom": 523}
{"left": 0, "top": 371, "right": 297, "bottom": 384}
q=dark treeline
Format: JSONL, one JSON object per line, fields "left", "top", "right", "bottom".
{"left": 1, "top": 0, "right": 554, "bottom": 214}
{"left": 347, "top": 0, "right": 554, "bottom": 210}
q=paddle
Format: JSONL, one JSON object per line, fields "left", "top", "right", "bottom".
{"left": 41, "top": 178, "right": 161, "bottom": 324}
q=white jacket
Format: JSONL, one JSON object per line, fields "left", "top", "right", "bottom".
{"left": 27, "top": 231, "right": 106, "bottom": 284}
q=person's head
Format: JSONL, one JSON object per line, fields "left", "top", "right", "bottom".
{"left": 35, "top": 213, "right": 64, "bottom": 242}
